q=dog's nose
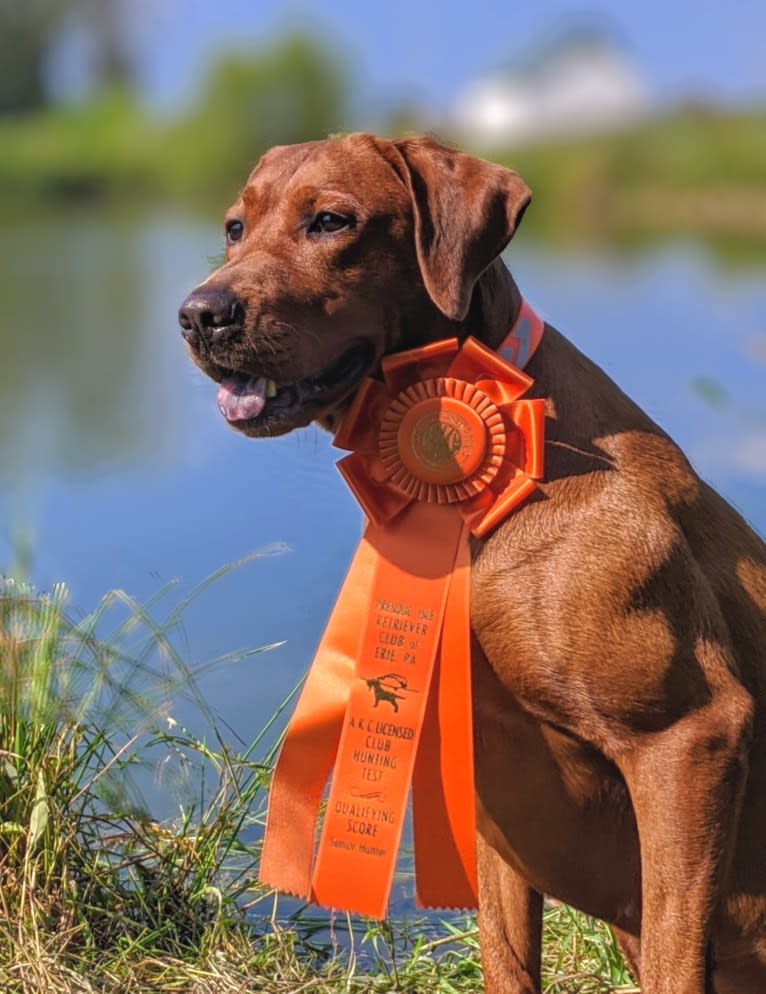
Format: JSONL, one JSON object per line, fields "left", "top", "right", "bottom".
{"left": 178, "top": 288, "right": 242, "bottom": 345}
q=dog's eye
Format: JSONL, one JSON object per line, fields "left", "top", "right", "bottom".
{"left": 225, "top": 219, "right": 244, "bottom": 244}
{"left": 308, "top": 212, "right": 353, "bottom": 236}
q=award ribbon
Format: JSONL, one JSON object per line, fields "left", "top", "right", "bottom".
{"left": 260, "top": 302, "right": 545, "bottom": 918}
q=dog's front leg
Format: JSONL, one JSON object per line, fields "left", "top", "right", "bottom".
{"left": 616, "top": 682, "right": 753, "bottom": 994}
{"left": 477, "top": 834, "right": 543, "bottom": 994}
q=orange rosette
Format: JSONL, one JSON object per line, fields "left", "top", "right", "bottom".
{"left": 259, "top": 331, "right": 545, "bottom": 919}
{"left": 334, "top": 336, "right": 545, "bottom": 536}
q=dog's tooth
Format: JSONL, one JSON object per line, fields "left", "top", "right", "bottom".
{"left": 266, "top": 379, "right": 278, "bottom": 398}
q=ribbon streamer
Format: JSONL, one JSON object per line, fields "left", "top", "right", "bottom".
{"left": 260, "top": 308, "right": 545, "bottom": 918}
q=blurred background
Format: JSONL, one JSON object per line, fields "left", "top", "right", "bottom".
{"left": 0, "top": 0, "right": 764, "bottom": 741}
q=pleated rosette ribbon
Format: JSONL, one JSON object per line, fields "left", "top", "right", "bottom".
{"left": 259, "top": 331, "right": 545, "bottom": 918}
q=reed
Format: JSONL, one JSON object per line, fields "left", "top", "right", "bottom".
{"left": 0, "top": 572, "right": 634, "bottom": 992}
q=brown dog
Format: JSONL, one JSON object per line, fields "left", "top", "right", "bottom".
{"left": 179, "top": 133, "right": 766, "bottom": 994}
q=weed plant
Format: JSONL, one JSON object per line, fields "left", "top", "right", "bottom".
{"left": 0, "top": 573, "right": 636, "bottom": 992}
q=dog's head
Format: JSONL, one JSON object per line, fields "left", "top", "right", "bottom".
{"left": 179, "top": 133, "right": 530, "bottom": 437}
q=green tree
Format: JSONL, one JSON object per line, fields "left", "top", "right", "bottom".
{"left": 179, "top": 33, "right": 350, "bottom": 191}
{"left": 0, "top": 0, "right": 137, "bottom": 115}
{"left": 0, "top": 0, "right": 60, "bottom": 114}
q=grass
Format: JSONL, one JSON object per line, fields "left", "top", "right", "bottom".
{"left": 0, "top": 571, "right": 636, "bottom": 993}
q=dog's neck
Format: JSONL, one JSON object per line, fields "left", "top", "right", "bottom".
{"left": 470, "top": 258, "right": 527, "bottom": 350}
{"left": 453, "top": 259, "right": 542, "bottom": 368}
{"left": 322, "top": 260, "right": 539, "bottom": 435}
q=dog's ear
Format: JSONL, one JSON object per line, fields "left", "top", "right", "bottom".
{"left": 391, "top": 138, "right": 531, "bottom": 321}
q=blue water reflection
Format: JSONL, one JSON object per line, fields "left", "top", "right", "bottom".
{"left": 0, "top": 210, "right": 764, "bottom": 753}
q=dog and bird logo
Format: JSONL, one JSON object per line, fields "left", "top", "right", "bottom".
{"left": 365, "top": 672, "right": 417, "bottom": 713}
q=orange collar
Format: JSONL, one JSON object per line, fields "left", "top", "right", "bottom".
{"left": 495, "top": 297, "right": 545, "bottom": 370}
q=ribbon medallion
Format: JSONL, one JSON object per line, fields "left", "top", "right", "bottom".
{"left": 260, "top": 318, "right": 545, "bottom": 918}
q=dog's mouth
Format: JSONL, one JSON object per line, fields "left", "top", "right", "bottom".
{"left": 216, "top": 341, "right": 375, "bottom": 436}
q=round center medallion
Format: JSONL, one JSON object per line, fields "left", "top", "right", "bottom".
{"left": 377, "top": 377, "right": 507, "bottom": 504}
{"left": 397, "top": 396, "right": 487, "bottom": 485}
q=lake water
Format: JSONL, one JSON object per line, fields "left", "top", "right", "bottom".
{"left": 1, "top": 206, "right": 765, "bottom": 763}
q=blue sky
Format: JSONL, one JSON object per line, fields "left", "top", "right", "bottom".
{"left": 138, "top": 0, "right": 766, "bottom": 115}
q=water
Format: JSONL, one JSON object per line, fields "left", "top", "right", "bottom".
{"left": 1, "top": 207, "right": 765, "bottom": 751}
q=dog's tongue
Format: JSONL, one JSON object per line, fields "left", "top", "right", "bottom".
{"left": 217, "top": 374, "right": 267, "bottom": 421}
